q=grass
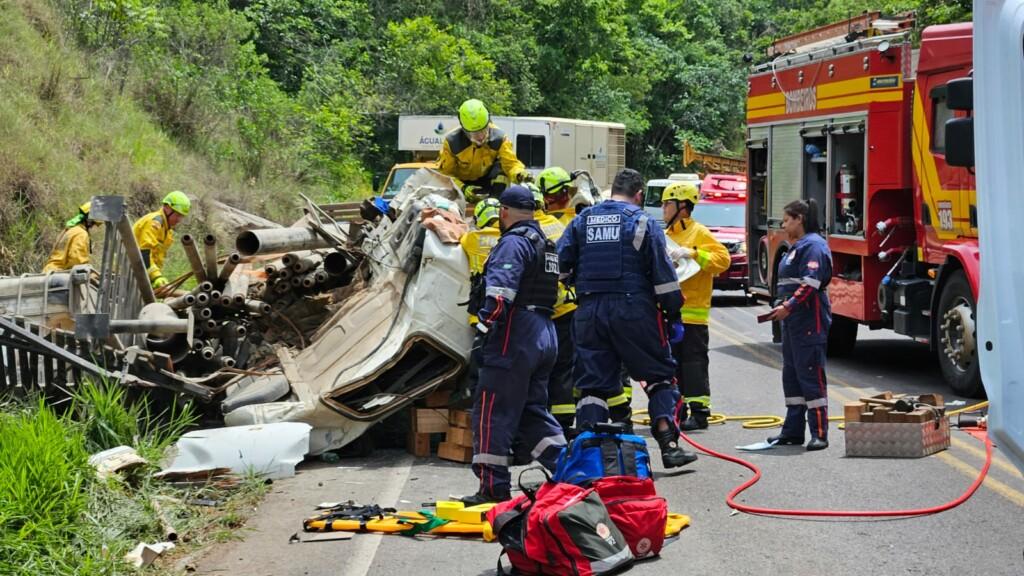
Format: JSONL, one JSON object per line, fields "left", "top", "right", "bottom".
{"left": 0, "top": 0, "right": 351, "bottom": 276}
{"left": 0, "top": 382, "right": 271, "bottom": 575}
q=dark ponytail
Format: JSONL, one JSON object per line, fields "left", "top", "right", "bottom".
{"left": 784, "top": 198, "right": 821, "bottom": 234}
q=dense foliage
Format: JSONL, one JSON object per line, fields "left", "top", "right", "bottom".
{"left": 48, "top": 0, "right": 971, "bottom": 186}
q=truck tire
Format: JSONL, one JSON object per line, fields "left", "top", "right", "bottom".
{"left": 936, "top": 270, "right": 985, "bottom": 398}
{"left": 757, "top": 236, "right": 770, "bottom": 286}
{"left": 827, "top": 316, "right": 858, "bottom": 357}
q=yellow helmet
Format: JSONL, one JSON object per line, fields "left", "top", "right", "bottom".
{"left": 458, "top": 99, "right": 490, "bottom": 132}
{"left": 79, "top": 201, "right": 91, "bottom": 214}
{"left": 162, "top": 190, "right": 191, "bottom": 216}
{"left": 474, "top": 197, "right": 501, "bottom": 229}
{"left": 661, "top": 181, "right": 700, "bottom": 205}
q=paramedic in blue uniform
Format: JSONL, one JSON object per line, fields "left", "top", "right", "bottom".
{"left": 765, "top": 198, "right": 833, "bottom": 451}
{"left": 557, "top": 168, "right": 698, "bottom": 469}
{"left": 464, "top": 185, "right": 567, "bottom": 505}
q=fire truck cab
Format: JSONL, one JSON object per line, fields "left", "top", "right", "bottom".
{"left": 745, "top": 22, "right": 982, "bottom": 396}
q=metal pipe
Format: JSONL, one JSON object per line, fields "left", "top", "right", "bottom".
{"left": 221, "top": 323, "right": 247, "bottom": 338}
{"left": 290, "top": 276, "right": 303, "bottom": 287}
{"left": 192, "top": 281, "right": 214, "bottom": 294}
{"left": 217, "top": 252, "right": 241, "bottom": 285}
{"left": 165, "top": 293, "right": 196, "bottom": 310}
{"left": 301, "top": 271, "right": 318, "bottom": 288}
{"left": 194, "top": 292, "right": 210, "bottom": 308}
{"left": 232, "top": 294, "right": 245, "bottom": 307}
{"left": 323, "top": 251, "right": 354, "bottom": 276}
{"left": 274, "top": 281, "right": 290, "bottom": 294}
{"left": 219, "top": 356, "right": 236, "bottom": 368}
{"left": 293, "top": 254, "right": 323, "bottom": 274}
{"left": 281, "top": 252, "right": 301, "bottom": 268}
{"left": 109, "top": 319, "right": 189, "bottom": 334}
{"left": 203, "top": 234, "right": 219, "bottom": 282}
{"left": 210, "top": 290, "right": 222, "bottom": 302}
{"left": 180, "top": 235, "right": 207, "bottom": 283}
{"left": 200, "top": 346, "right": 217, "bottom": 361}
{"left": 204, "top": 319, "right": 218, "bottom": 332}
{"left": 220, "top": 295, "right": 233, "bottom": 307}
{"left": 244, "top": 299, "right": 272, "bottom": 315}
{"left": 198, "top": 307, "right": 213, "bottom": 320}
{"left": 315, "top": 270, "right": 329, "bottom": 284}
{"left": 277, "top": 268, "right": 293, "bottom": 280}
{"left": 264, "top": 263, "right": 280, "bottom": 276}
{"left": 114, "top": 214, "right": 156, "bottom": 304}
{"left": 235, "top": 224, "right": 346, "bottom": 256}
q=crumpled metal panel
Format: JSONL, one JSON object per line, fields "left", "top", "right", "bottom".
{"left": 845, "top": 419, "right": 950, "bottom": 458}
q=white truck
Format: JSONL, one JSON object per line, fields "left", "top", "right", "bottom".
{"left": 397, "top": 115, "right": 627, "bottom": 191}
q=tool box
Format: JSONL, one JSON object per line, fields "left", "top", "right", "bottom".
{"left": 844, "top": 392, "right": 950, "bottom": 458}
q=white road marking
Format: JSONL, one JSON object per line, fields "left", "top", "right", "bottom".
{"left": 338, "top": 454, "right": 415, "bottom": 576}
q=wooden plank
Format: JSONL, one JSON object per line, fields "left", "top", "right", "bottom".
{"left": 415, "top": 409, "right": 449, "bottom": 434}
{"left": 450, "top": 409, "right": 472, "bottom": 429}
{"left": 445, "top": 426, "right": 474, "bottom": 447}
{"left": 843, "top": 402, "right": 865, "bottom": 423}
{"left": 437, "top": 442, "right": 473, "bottom": 464}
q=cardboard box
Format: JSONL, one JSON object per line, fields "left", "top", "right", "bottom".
{"left": 845, "top": 418, "right": 950, "bottom": 458}
{"left": 438, "top": 442, "right": 473, "bottom": 463}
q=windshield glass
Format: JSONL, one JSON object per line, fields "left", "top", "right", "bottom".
{"left": 695, "top": 203, "right": 745, "bottom": 228}
{"left": 383, "top": 168, "right": 416, "bottom": 199}
{"left": 645, "top": 186, "right": 666, "bottom": 208}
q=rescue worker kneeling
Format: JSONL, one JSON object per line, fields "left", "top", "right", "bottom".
{"left": 463, "top": 185, "right": 567, "bottom": 505}
{"left": 43, "top": 201, "right": 100, "bottom": 273}
{"left": 558, "top": 168, "right": 697, "bottom": 469}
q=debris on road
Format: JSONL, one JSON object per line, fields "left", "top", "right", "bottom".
{"left": 88, "top": 445, "right": 148, "bottom": 480}
{"left": 158, "top": 422, "right": 311, "bottom": 480}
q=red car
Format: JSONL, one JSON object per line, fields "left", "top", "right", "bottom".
{"left": 700, "top": 174, "right": 747, "bottom": 292}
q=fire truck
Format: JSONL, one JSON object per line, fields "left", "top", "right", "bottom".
{"left": 745, "top": 20, "right": 983, "bottom": 397}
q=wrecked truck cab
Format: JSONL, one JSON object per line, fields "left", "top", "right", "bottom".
{"left": 223, "top": 170, "right": 473, "bottom": 454}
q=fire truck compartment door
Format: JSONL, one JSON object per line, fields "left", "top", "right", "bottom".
{"left": 769, "top": 124, "right": 803, "bottom": 226}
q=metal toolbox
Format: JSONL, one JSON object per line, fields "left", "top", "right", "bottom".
{"left": 844, "top": 418, "right": 950, "bottom": 458}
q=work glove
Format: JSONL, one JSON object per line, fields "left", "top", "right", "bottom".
{"left": 152, "top": 276, "right": 169, "bottom": 289}
{"left": 668, "top": 321, "right": 685, "bottom": 345}
{"left": 670, "top": 246, "right": 696, "bottom": 262}
{"left": 464, "top": 185, "right": 484, "bottom": 203}
{"left": 516, "top": 171, "right": 534, "bottom": 184}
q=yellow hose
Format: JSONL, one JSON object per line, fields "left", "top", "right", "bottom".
{"left": 630, "top": 401, "right": 990, "bottom": 431}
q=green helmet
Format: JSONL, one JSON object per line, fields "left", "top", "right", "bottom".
{"left": 538, "top": 166, "right": 573, "bottom": 197}
{"left": 162, "top": 190, "right": 191, "bottom": 216}
{"left": 474, "top": 197, "right": 501, "bottom": 229}
{"left": 458, "top": 99, "right": 490, "bottom": 132}
{"left": 528, "top": 183, "right": 544, "bottom": 210}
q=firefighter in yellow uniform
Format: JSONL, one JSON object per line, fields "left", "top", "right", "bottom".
{"left": 437, "top": 99, "right": 528, "bottom": 202}
{"left": 43, "top": 202, "right": 98, "bottom": 273}
{"left": 460, "top": 198, "right": 502, "bottom": 396}
{"left": 132, "top": 191, "right": 191, "bottom": 290}
{"left": 661, "top": 182, "right": 730, "bottom": 430}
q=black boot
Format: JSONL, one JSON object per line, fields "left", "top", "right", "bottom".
{"left": 653, "top": 427, "right": 698, "bottom": 468}
{"left": 767, "top": 433, "right": 804, "bottom": 445}
{"left": 680, "top": 403, "right": 710, "bottom": 431}
{"left": 609, "top": 404, "right": 635, "bottom": 434}
{"left": 806, "top": 437, "right": 829, "bottom": 451}
{"left": 459, "top": 490, "right": 511, "bottom": 506}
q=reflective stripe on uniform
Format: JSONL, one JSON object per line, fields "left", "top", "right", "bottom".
{"left": 591, "top": 548, "right": 633, "bottom": 573}
{"left": 777, "top": 278, "right": 802, "bottom": 285}
{"left": 551, "top": 403, "right": 576, "bottom": 415}
{"left": 486, "top": 286, "right": 518, "bottom": 301}
{"left": 577, "top": 396, "right": 609, "bottom": 410}
{"left": 607, "top": 391, "right": 630, "bottom": 407}
{"left": 785, "top": 396, "right": 806, "bottom": 406}
{"left": 530, "top": 434, "right": 567, "bottom": 460}
{"left": 654, "top": 281, "right": 680, "bottom": 295}
{"left": 802, "top": 276, "right": 821, "bottom": 289}
{"left": 686, "top": 395, "right": 711, "bottom": 407}
{"left": 632, "top": 215, "right": 649, "bottom": 251}
{"left": 472, "top": 453, "right": 511, "bottom": 467}
{"left": 778, "top": 276, "right": 821, "bottom": 289}
{"left": 680, "top": 306, "right": 710, "bottom": 323}
{"left": 695, "top": 248, "right": 712, "bottom": 269}
{"left": 806, "top": 397, "right": 828, "bottom": 409}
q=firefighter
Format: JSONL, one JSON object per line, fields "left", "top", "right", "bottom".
{"left": 661, "top": 182, "right": 731, "bottom": 430}
{"left": 765, "top": 198, "right": 832, "bottom": 451}
{"left": 527, "top": 181, "right": 577, "bottom": 434}
{"left": 133, "top": 191, "right": 191, "bottom": 290}
{"left": 436, "top": 99, "right": 528, "bottom": 202}
{"left": 537, "top": 166, "right": 576, "bottom": 226}
{"left": 459, "top": 198, "right": 502, "bottom": 397}
{"left": 463, "top": 185, "right": 566, "bottom": 505}
{"left": 42, "top": 202, "right": 99, "bottom": 273}
{"left": 557, "top": 168, "right": 697, "bottom": 468}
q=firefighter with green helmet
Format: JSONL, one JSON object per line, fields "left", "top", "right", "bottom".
{"left": 133, "top": 191, "right": 191, "bottom": 290}
{"left": 437, "top": 99, "right": 528, "bottom": 202}
{"left": 661, "top": 181, "right": 730, "bottom": 430}
{"left": 459, "top": 198, "right": 503, "bottom": 397}
{"left": 43, "top": 201, "right": 100, "bottom": 273}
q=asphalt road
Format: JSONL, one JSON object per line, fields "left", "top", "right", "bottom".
{"left": 195, "top": 295, "right": 1024, "bottom": 576}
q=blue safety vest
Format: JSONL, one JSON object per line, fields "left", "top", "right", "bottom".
{"left": 571, "top": 201, "right": 656, "bottom": 295}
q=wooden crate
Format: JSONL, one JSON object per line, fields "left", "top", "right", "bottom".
{"left": 407, "top": 407, "right": 448, "bottom": 457}
{"left": 446, "top": 426, "right": 474, "bottom": 447}
{"left": 438, "top": 442, "right": 473, "bottom": 463}
{"left": 450, "top": 409, "right": 472, "bottom": 429}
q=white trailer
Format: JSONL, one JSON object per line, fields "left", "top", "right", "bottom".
{"left": 397, "top": 115, "right": 627, "bottom": 191}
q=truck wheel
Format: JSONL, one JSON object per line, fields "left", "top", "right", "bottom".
{"left": 827, "top": 316, "right": 858, "bottom": 357}
{"left": 937, "top": 270, "right": 985, "bottom": 398}
{"left": 757, "top": 236, "right": 770, "bottom": 286}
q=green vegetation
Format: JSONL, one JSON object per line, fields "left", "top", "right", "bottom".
{"left": 0, "top": 385, "right": 267, "bottom": 574}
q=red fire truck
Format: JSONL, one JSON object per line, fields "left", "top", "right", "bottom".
{"left": 745, "top": 22, "right": 982, "bottom": 396}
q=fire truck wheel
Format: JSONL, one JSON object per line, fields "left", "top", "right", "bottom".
{"left": 757, "top": 236, "right": 771, "bottom": 286}
{"left": 937, "top": 270, "right": 984, "bottom": 398}
{"left": 826, "top": 316, "right": 858, "bottom": 357}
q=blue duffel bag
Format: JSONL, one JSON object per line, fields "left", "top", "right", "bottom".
{"left": 552, "top": 422, "right": 652, "bottom": 485}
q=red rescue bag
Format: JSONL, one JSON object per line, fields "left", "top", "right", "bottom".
{"left": 592, "top": 476, "right": 668, "bottom": 559}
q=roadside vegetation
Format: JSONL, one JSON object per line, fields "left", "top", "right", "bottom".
{"left": 0, "top": 382, "right": 268, "bottom": 574}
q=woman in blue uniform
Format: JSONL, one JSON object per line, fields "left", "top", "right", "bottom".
{"left": 765, "top": 199, "right": 833, "bottom": 451}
